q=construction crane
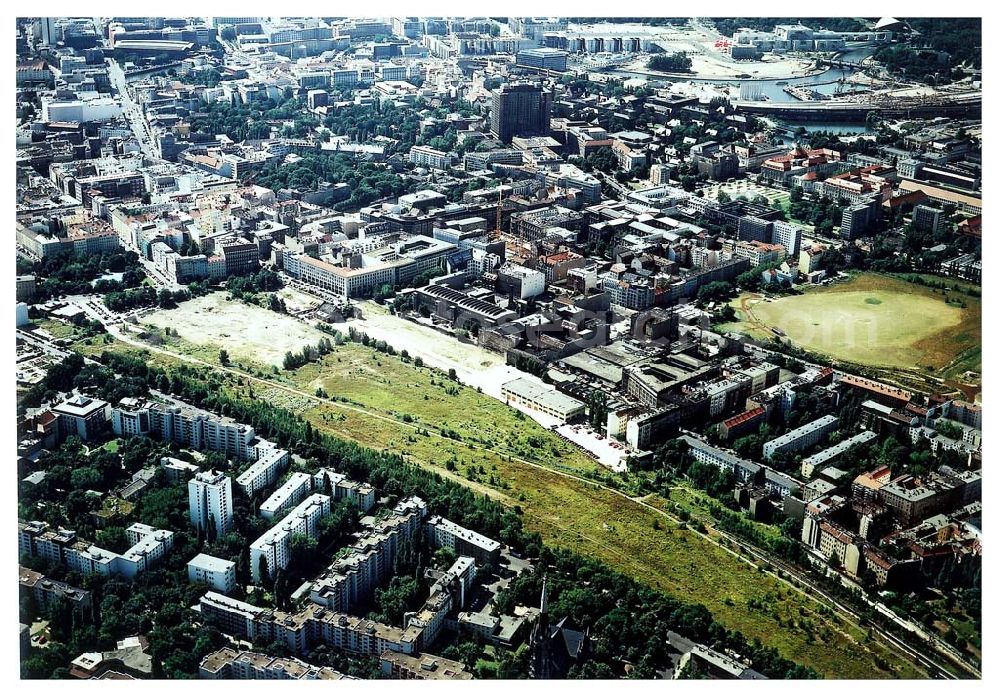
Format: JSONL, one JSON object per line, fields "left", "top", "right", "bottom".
{"left": 489, "top": 185, "right": 504, "bottom": 241}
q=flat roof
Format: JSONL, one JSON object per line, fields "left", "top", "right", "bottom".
{"left": 501, "top": 377, "right": 585, "bottom": 416}
{"left": 188, "top": 553, "right": 236, "bottom": 573}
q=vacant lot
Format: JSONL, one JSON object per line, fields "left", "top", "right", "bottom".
{"left": 341, "top": 303, "right": 524, "bottom": 400}
{"left": 723, "top": 274, "right": 979, "bottom": 372}
{"left": 143, "top": 293, "right": 327, "bottom": 367}
{"left": 289, "top": 343, "right": 601, "bottom": 476}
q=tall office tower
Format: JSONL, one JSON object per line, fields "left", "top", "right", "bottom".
{"left": 39, "top": 18, "right": 57, "bottom": 46}
{"left": 490, "top": 82, "right": 552, "bottom": 144}
{"left": 188, "top": 470, "right": 234, "bottom": 539}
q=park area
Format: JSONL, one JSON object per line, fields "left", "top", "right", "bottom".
{"left": 720, "top": 273, "right": 981, "bottom": 376}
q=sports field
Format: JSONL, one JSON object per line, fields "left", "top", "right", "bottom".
{"left": 722, "top": 274, "right": 980, "bottom": 372}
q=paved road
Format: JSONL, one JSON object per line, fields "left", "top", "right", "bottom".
{"left": 105, "top": 59, "right": 157, "bottom": 159}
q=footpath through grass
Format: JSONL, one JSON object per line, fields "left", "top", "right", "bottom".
{"left": 66, "top": 328, "right": 925, "bottom": 679}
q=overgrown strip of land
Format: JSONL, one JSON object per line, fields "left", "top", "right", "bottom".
{"left": 64, "top": 323, "right": 925, "bottom": 679}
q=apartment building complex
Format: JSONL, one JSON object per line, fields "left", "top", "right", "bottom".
{"left": 18, "top": 521, "right": 173, "bottom": 580}
{"left": 250, "top": 494, "right": 331, "bottom": 583}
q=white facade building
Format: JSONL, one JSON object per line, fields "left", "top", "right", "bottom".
{"left": 260, "top": 472, "right": 313, "bottom": 519}
{"left": 250, "top": 494, "right": 331, "bottom": 583}
{"left": 188, "top": 470, "right": 234, "bottom": 537}
{"left": 188, "top": 553, "right": 238, "bottom": 594}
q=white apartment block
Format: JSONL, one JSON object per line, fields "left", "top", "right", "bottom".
{"left": 260, "top": 472, "right": 313, "bottom": 520}
{"left": 409, "top": 145, "right": 452, "bottom": 170}
{"left": 189, "top": 470, "right": 234, "bottom": 537}
{"left": 19, "top": 521, "right": 173, "bottom": 580}
{"left": 188, "top": 553, "right": 237, "bottom": 594}
{"left": 763, "top": 414, "right": 839, "bottom": 460}
{"left": 309, "top": 496, "right": 427, "bottom": 611}
{"left": 237, "top": 448, "right": 290, "bottom": 498}
{"left": 312, "top": 468, "right": 377, "bottom": 512}
{"left": 111, "top": 398, "right": 257, "bottom": 460}
{"left": 425, "top": 515, "right": 501, "bottom": 566}
{"left": 250, "top": 494, "right": 331, "bottom": 583}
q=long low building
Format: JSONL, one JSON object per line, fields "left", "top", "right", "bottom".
{"left": 380, "top": 651, "right": 472, "bottom": 680}
{"left": 236, "top": 447, "right": 290, "bottom": 498}
{"left": 501, "top": 377, "right": 585, "bottom": 423}
{"left": 679, "top": 435, "right": 761, "bottom": 485}
{"left": 799, "top": 430, "right": 878, "bottom": 478}
{"left": 199, "top": 593, "right": 424, "bottom": 657}
{"left": 199, "top": 648, "right": 353, "bottom": 680}
{"left": 259, "top": 472, "right": 313, "bottom": 520}
{"left": 413, "top": 284, "right": 518, "bottom": 330}
{"left": 762, "top": 414, "right": 839, "bottom": 460}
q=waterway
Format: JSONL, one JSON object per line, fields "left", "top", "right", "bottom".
{"left": 615, "top": 45, "right": 874, "bottom": 93}
{"left": 610, "top": 45, "right": 880, "bottom": 133}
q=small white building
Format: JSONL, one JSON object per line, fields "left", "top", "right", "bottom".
{"left": 188, "top": 553, "right": 237, "bottom": 594}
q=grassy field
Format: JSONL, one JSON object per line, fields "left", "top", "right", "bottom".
{"left": 287, "top": 346, "right": 600, "bottom": 475}
{"left": 65, "top": 326, "right": 926, "bottom": 678}
{"left": 721, "top": 273, "right": 981, "bottom": 375}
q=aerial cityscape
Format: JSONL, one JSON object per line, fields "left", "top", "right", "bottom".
{"left": 14, "top": 15, "right": 983, "bottom": 682}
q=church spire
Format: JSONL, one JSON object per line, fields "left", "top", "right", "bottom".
{"left": 540, "top": 575, "right": 548, "bottom": 616}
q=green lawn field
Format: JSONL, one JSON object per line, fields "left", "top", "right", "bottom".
{"left": 722, "top": 273, "right": 980, "bottom": 374}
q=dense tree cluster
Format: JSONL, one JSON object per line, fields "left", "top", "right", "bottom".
{"left": 252, "top": 153, "right": 414, "bottom": 210}
{"left": 104, "top": 286, "right": 191, "bottom": 313}
{"left": 282, "top": 338, "right": 335, "bottom": 370}
{"left": 197, "top": 96, "right": 319, "bottom": 141}
{"left": 647, "top": 52, "right": 693, "bottom": 73}
{"left": 18, "top": 250, "right": 144, "bottom": 302}
{"left": 711, "top": 18, "right": 866, "bottom": 37}
{"left": 494, "top": 545, "right": 817, "bottom": 679}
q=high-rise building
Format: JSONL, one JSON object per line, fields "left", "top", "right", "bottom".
{"left": 189, "top": 470, "right": 234, "bottom": 538}
{"left": 490, "top": 83, "right": 552, "bottom": 144}
{"left": 39, "top": 18, "right": 57, "bottom": 46}
{"left": 913, "top": 204, "right": 945, "bottom": 234}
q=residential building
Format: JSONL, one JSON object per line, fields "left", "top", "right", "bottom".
{"left": 199, "top": 648, "right": 352, "bottom": 680}
{"left": 409, "top": 145, "right": 452, "bottom": 170}
{"left": 309, "top": 497, "right": 427, "bottom": 612}
{"left": 188, "top": 470, "right": 234, "bottom": 537}
{"left": 259, "top": 472, "right": 313, "bottom": 520}
{"left": 19, "top": 566, "right": 93, "bottom": 619}
{"left": 425, "top": 515, "right": 502, "bottom": 567}
{"left": 250, "top": 494, "right": 331, "bottom": 583}
{"left": 762, "top": 414, "right": 839, "bottom": 460}
{"left": 187, "top": 554, "right": 237, "bottom": 595}
{"left": 236, "top": 447, "right": 290, "bottom": 498}
{"left": 380, "top": 652, "right": 472, "bottom": 680}
{"left": 799, "top": 430, "right": 877, "bottom": 478}
{"left": 52, "top": 394, "right": 109, "bottom": 442}
{"left": 111, "top": 398, "right": 257, "bottom": 460}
